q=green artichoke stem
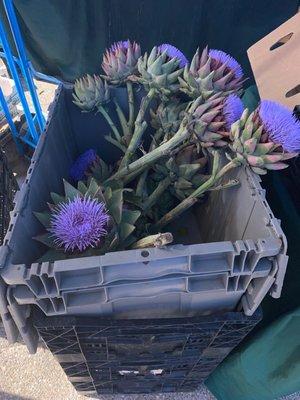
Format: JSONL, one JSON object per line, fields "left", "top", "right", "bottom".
{"left": 104, "top": 135, "right": 126, "bottom": 153}
{"left": 131, "top": 232, "right": 173, "bottom": 249}
{"left": 135, "top": 129, "right": 164, "bottom": 197}
{"left": 143, "top": 177, "right": 171, "bottom": 212}
{"left": 114, "top": 100, "right": 128, "bottom": 137}
{"left": 107, "top": 125, "right": 190, "bottom": 183}
{"left": 127, "top": 81, "right": 135, "bottom": 133}
{"left": 119, "top": 88, "right": 156, "bottom": 169}
{"left": 98, "top": 105, "right": 122, "bottom": 142}
{"left": 154, "top": 156, "right": 237, "bottom": 230}
{"left": 123, "top": 165, "right": 146, "bottom": 185}
{"left": 136, "top": 169, "right": 148, "bottom": 197}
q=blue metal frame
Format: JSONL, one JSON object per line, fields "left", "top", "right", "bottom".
{"left": 3, "top": 0, "right": 45, "bottom": 131}
{"left": 0, "top": 19, "right": 39, "bottom": 144}
{"left": 0, "top": 87, "right": 23, "bottom": 153}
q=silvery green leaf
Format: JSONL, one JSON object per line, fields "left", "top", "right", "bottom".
{"left": 34, "top": 211, "right": 51, "bottom": 228}
{"left": 119, "top": 222, "right": 136, "bottom": 241}
{"left": 50, "top": 192, "right": 65, "bottom": 205}
{"left": 122, "top": 210, "right": 141, "bottom": 225}
{"left": 63, "top": 179, "right": 81, "bottom": 200}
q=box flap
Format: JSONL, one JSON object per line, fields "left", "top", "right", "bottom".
{"left": 247, "top": 12, "right": 300, "bottom": 110}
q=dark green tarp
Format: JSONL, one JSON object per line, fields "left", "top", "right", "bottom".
{"left": 1, "top": 1, "right": 300, "bottom": 399}
{"left": 1, "top": 0, "right": 299, "bottom": 82}
{"left": 207, "top": 159, "right": 300, "bottom": 399}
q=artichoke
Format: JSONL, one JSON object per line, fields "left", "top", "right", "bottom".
{"left": 102, "top": 40, "right": 141, "bottom": 84}
{"left": 150, "top": 100, "right": 188, "bottom": 139}
{"left": 137, "top": 46, "right": 184, "bottom": 97}
{"left": 229, "top": 107, "right": 298, "bottom": 174}
{"left": 186, "top": 94, "right": 243, "bottom": 148}
{"left": 73, "top": 74, "right": 110, "bottom": 111}
{"left": 34, "top": 178, "right": 142, "bottom": 259}
{"left": 180, "top": 47, "right": 244, "bottom": 100}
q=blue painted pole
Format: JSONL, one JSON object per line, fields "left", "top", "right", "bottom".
{"left": 3, "top": 0, "right": 45, "bottom": 131}
{"left": 0, "top": 87, "right": 24, "bottom": 154}
{"left": 0, "top": 20, "right": 39, "bottom": 143}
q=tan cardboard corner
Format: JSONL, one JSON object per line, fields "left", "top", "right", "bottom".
{"left": 247, "top": 12, "right": 300, "bottom": 110}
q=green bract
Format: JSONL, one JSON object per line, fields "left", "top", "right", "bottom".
{"left": 72, "top": 74, "right": 110, "bottom": 111}
{"left": 137, "top": 46, "right": 184, "bottom": 97}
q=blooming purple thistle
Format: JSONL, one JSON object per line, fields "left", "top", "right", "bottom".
{"left": 109, "top": 40, "right": 130, "bottom": 53}
{"left": 69, "top": 149, "right": 97, "bottom": 182}
{"left": 259, "top": 100, "right": 300, "bottom": 153}
{"left": 223, "top": 94, "right": 244, "bottom": 129}
{"left": 157, "top": 44, "right": 188, "bottom": 68}
{"left": 209, "top": 49, "right": 243, "bottom": 79}
{"left": 50, "top": 196, "right": 109, "bottom": 252}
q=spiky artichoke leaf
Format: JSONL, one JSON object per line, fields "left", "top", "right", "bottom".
{"left": 122, "top": 209, "right": 141, "bottom": 225}
{"left": 85, "top": 178, "right": 100, "bottom": 197}
{"left": 119, "top": 222, "right": 136, "bottom": 241}
{"left": 34, "top": 211, "right": 51, "bottom": 229}
{"left": 106, "top": 189, "right": 124, "bottom": 224}
{"left": 77, "top": 181, "right": 88, "bottom": 195}
{"left": 178, "top": 164, "right": 202, "bottom": 180}
{"left": 123, "top": 191, "right": 143, "bottom": 208}
{"left": 33, "top": 233, "right": 56, "bottom": 248}
{"left": 63, "top": 179, "right": 81, "bottom": 200}
{"left": 37, "top": 249, "right": 69, "bottom": 262}
{"left": 50, "top": 192, "right": 65, "bottom": 205}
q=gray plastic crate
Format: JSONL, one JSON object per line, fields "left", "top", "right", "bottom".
{"left": 0, "top": 85, "right": 288, "bottom": 353}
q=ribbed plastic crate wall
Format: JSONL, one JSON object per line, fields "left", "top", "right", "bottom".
{"left": 34, "top": 309, "right": 262, "bottom": 395}
{"left": 0, "top": 86, "right": 288, "bottom": 353}
{"left": 0, "top": 148, "right": 18, "bottom": 244}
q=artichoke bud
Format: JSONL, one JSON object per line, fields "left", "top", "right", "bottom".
{"left": 180, "top": 47, "right": 244, "bottom": 99}
{"left": 102, "top": 40, "right": 141, "bottom": 84}
{"left": 73, "top": 74, "right": 110, "bottom": 111}
{"left": 137, "top": 46, "right": 183, "bottom": 94}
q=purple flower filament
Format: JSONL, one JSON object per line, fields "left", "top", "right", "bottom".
{"left": 69, "top": 149, "right": 97, "bottom": 182}
{"left": 208, "top": 49, "right": 243, "bottom": 80}
{"left": 259, "top": 100, "right": 300, "bottom": 153}
{"left": 157, "top": 43, "right": 188, "bottom": 68}
{"left": 223, "top": 94, "right": 244, "bottom": 129}
{"left": 50, "top": 196, "right": 109, "bottom": 252}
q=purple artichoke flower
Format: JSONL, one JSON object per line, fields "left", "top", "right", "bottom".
{"left": 50, "top": 196, "right": 109, "bottom": 252}
{"left": 102, "top": 39, "right": 141, "bottom": 82}
{"left": 223, "top": 94, "right": 244, "bottom": 129}
{"left": 209, "top": 49, "right": 243, "bottom": 79}
{"left": 69, "top": 149, "right": 98, "bottom": 182}
{"left": 109, "top": 40, "right": 130, "bottom": 52}
{"left": 157, "top": 44, "right": 188, "bottom": 68}
{"left": 258, "top": 100, "right": 300, "bottom": 153}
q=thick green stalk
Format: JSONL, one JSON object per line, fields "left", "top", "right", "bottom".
{"left": 143, "top": 177, "right": 171, "bottom": 211}
{"left": 107, "top": 125, "right": 190, "bottom": 183}
{"left": 119, "top": 88, "right": 156, "bottom": 169}
{"left": 123, "top": 165, "right": 146, "bottom": 185}
{"left": 136, "top": 169, "right": 148, "bottom": 197}
{"left": 98, "top": 105, "right": 121, "bottom": 141}
{"left": 135, "top": 129, "right": 164, "bottom": 197}
{"left": 114, "top": 99, "right": 128, "bottom": 136}
{"left": 104, "top": 135, "right": 126, "bottom": 153}
{"left": 154, "top": 156, "right": 237, "bottom": 230}
{"left": 127, "top": 81, "right": 135, "bottom": 133}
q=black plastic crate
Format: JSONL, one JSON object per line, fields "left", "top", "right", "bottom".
{"left": 0, "top": 148, "right": 18, "bottom": 244}
{"left": 33, "top": 309, "right": 262, "bottom": 395}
